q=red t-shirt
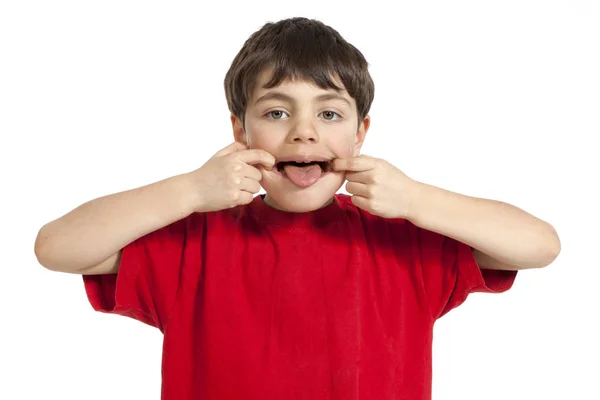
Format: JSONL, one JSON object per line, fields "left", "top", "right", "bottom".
{"left": 83, "top": 194, "right": 516, "bottom": 400}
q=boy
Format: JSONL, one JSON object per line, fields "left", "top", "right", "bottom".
{"left": 34, "top": 17, "right": 560, "bottom": 400}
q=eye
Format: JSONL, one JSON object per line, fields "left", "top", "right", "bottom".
{"left": 321, "top": 111, "right": 341, "bottom": 121}
{"left": 265, "top": 110, "right": 289, "bottom": 120}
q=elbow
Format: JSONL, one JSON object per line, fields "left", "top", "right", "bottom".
{"left": 34, "top": 226, "right": 49, "bottom": 269}
{"left": 544, "top": 224, "right": 561, "bottom": 267}
{"left": 531, "top": 225, "right": 561, "bottom": 269}
{"left": 544, "top": 236, "right": 561, "bottom": 268}
{"left": 534, "top": 246, "right": 560, "bottom": 270}
{"left": 34, "top": 225, "right": 58, "bottom": 271}
{"left": 34, "top": 224, "right": 99, "bottom": 274}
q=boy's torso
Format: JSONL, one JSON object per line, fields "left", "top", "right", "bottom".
{"left": 159, "top": 194, "right": 435, "bottom": 399}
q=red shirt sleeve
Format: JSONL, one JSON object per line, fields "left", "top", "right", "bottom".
{"left": 415, "top": 225, "right": 517, "bottom": 319}
{"left": 82, "top": 215, "right": 197, "bottom": 332}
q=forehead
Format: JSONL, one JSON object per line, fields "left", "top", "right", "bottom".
{"left": 250, "top": 67, "right": 353, "bottom": 104}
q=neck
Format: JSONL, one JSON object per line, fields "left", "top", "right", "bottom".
{"left": 263, "top": 193, "right": 335, "bottom": 213}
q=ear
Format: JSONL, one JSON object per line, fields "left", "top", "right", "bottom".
{"left": 353, "top": 115, "right": 371, "bottom": 156}
{"left": 230, "top": 114, "right": 247, "bottom": 145}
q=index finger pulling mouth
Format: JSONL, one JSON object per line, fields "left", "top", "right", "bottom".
{"left": 239, "top": 149, "right": 276, "bottom": 169}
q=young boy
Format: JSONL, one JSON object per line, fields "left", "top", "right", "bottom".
{"left": 34, "top": 17, "right": 560, "bottom": 400}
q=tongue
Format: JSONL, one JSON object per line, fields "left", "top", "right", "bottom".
{"left": 283, "top": 163, "right": 323, "bottom": 187}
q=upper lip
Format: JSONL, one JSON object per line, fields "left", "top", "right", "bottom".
{"left": 275, "top": 154, "right": 333, "bottom": 163}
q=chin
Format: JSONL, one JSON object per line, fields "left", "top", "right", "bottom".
{"left": 261, "top": 172, "right": 344, "bottom": 213}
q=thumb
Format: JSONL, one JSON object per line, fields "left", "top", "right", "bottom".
{"left": 214, "top": 141, "right": 247, "bottom": 157}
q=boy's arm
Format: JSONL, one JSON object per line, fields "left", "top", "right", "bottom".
{"left": 407, "top": 182, "right": 561, "bottom": 270}
{"left": 333, "top": 155, "right": 561, "bottom": 271}
{"left": 34, "top": 142, "right": 275, "bottom": 275}
{"left": 34, "top": 173, "right": 197, "bottom": 275}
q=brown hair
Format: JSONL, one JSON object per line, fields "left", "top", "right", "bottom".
{"left": 224, "top": 17, "right": 375, "bottom": 127}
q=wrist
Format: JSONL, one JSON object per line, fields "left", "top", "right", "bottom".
{"left": 173, "top": 172, "right": 202, "bottom": 215}
{"left": 405, "top": 180, "right": 426, "bottom": 223}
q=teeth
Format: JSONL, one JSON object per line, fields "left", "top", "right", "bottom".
{"left": 276, "top": 160, "right": 332, "bottom": 174}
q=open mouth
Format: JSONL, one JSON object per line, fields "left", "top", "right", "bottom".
{"left": 275, "top": 160, "right": 333, "bottom": 174}
{"left": 273, "top": 159, "right": 334, "bottom": 187}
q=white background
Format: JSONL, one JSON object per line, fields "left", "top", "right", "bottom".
{"left": 1, "top": 1, "right": 598, "bottom": 399}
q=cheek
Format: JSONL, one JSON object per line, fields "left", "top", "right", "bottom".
{"left": 331, "top": 138, "right": 357, "bottom": 159}
{"left": 328, "top": 123, "right": 360, "bottom": 158}
{"left": 243, "top": 119, "right": 284, "bottom": 150}
{"left": 248, "top": 136, "right": 272, "bottom": 149}
{"left": 245, "top": 130, "right": 278, "bottom": 150}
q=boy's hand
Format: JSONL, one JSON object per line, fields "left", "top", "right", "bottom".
{"left": 188, "top": 142, "right": 275, "bottom": 212}
{"left": 332, "top": 155, "right": 420, "bottom": 219}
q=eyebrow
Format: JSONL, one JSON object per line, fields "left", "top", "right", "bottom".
{"left": 254, "top": 91, "right": 352, "bottom": 108}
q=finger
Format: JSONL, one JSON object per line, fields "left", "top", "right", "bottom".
{"left": 256, "top": 164, "right": 273, "bottom": 182}
{"left": 242, "top": 164, "right": 263, "bottom": 181}
{"left": 215, "top": 141, "right": 247, "bottom": 157}
{"left": 345, "top": 181, "right": 371, "bottom": 197}
{"left": 240, "top": 177, "right": 262, "bottom": 194}
{"left": 332, "top": 156, "right": 375, "bottom": 172}
{"left": 233, "top": 191, "right": 254, "bottom": 206}
{"left": 237, "top": 149, "right": 276, "bottom": 170}
{"left": 345, "top": 170, "right": 373, "bottom": 184}
{"left": 350, "top": 195, "right": 369, "bottom": 210}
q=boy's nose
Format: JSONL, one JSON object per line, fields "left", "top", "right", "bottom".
{"left": 288, "top": 120, "right": 319, "bottom": 143}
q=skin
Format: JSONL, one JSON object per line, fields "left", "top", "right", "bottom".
{"left": 231, "top": 68, "right": 371, "bottom": 213}
{"left": 34, "top": 69, "right": 560, "bottom": 276}
{"left": 228, "top": 69, "right": 561, "bottom": 270}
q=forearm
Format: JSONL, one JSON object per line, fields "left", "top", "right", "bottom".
{"left": 35, "top": 173, "right": 195, "bottom": 273}
{"left": 407, "top": 182, "right": 560, "bottom": 269}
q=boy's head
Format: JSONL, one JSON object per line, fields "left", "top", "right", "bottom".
{"left": 224, "top": 17, "right": 375, "bottom": 213}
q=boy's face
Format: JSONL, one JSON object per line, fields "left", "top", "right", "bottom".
{"left": 231, "top": 68, "right": 370, "bottom": 213}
